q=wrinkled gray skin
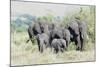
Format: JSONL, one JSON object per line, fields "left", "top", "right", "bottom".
{"left": 49, "top": 26, "right": 70, "bottom": 49}
{"left": 26, "top": 22, "right": 42, "bottom": 43}
{"left": 26, "top": 22, "right": 56, "bottom": 47}
{"left": 39, "top": 23, "right": 55, "bottom": 46}
{"left": 78, "top": 21, "right": 87, "bottom": 50}
{"left": 67, "top": 20, "right": 87, "bottom": 51}
{"left": 51, "top": 27, "right": 63, "bottom": 40}
{"left": 62, "top": 29, "right": 70, "bottom": 50}
{"left": 51, "top": 39, "right": 66, "bottom": 53}
{"left": 48, "top": 23, "right": 55, "bottom": 32}
{"left": 36, "top": 33, "right": 50, "bottom": 53}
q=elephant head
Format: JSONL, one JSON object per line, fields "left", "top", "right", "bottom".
{"left": 78, "top": 21, "right": 87, "bottom": 50}
{"left": 36, "top": 33, "right": 50, "bottom": 53}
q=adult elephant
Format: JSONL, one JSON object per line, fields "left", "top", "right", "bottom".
{"left": 26, "top": 22, "right": 42, "bottom": 43}
{"left": 67, "top": 19, "right": 87, "bottom": 51}
{"left": 78, "top": 20, "right": 87, "bottom": 51}
{"left": 26, "top": 22, "right": 54, "bottom": 44}
{"left": 49, "top": 25, "right": 70, "bottom": 49}
{"left": 39, "top": 22, "right": 50, "bottom": 35}
{"left": 48, "top": 23, "right": 55, "bottom": 32}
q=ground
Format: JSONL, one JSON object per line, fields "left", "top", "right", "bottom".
{"left": 11, "top": 32, "right": 95, "bottom": 66}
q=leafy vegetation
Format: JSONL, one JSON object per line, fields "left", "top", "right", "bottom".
{"left": 11, "top": 6, "right": 95, "bottom": 66}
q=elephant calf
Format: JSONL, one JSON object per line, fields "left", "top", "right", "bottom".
{"left": 36, "top": 33, "right": 50, "bottom": 53}
{"left": 51, "top": 39, "right": 66, "bottom": 53}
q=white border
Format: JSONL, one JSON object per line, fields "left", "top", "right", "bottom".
{"left": 0, "top": 0, "right": 97, "bottom": 67}
{"left": 20, "top": 0, "right": 95, "bottom": 5}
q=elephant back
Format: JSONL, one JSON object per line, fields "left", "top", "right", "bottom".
{"left": 68, "top": 20, "right": 80, "bottom": 36}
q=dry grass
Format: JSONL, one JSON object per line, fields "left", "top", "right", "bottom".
{"left": 11, "top": 32, "right": 95, "bottom": 66}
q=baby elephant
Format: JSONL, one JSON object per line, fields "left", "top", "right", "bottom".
{"left": 36, "top": 33, "right": 49, "bottom": 53}
{"left": 51, "top": 39, "right": 66, "bottom": 53}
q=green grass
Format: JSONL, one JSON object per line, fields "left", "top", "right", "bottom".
{"left": 11, "top": 32, "right": 95, "bottom": 66}
{"left": 11, "top": 6, "right": 95, "bottom": 66}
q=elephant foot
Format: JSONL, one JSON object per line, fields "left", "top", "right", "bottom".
{"left": 40, "top": 50, "right": 43, "bottom": 53}
{"left": 76, "top": 47, "right": 84, "bottom": 51}
{"left": 80, "top": 48, "right": 84, "bottom": 51}
{"left": 76, "top": 47, "right": 80, "bottom": 51}
{"left": 61, "top": 48, "right": 64, "bottom": 53}
{"left": 54, "top": 49, "right": 59, "bottom": 54}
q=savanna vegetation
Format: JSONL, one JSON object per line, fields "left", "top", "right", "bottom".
{"left": 11, "top": 6, "right": 95, "bottom": 66}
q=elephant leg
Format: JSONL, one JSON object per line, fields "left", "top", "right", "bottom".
{"left": 38, "top": 43, "right": 44, "bottom": 53}
{"left": 40, "top": 45, "right": 43, "bottom": 53}
{"left": 60, "top": 48, "right": 64, "bottom": 52}
{"left": 51, "top": 47, "right": 53, "bottom": 52}
{"left": 54, "top": 49, "right": 57, "bottom": 53}
{"left": 65, "top": 41, "right": 69, "bottom": 51}
{"left": 75, "top": 40, "right": 79, "bottom": 50}
{"left": 38, "top": 45, "right": 41, "bottom": 52}
{"left": 75, "top": 36, "right": 81, "bottom": 51}
{"left": 81, "top": 40, "right": 84, "bottom": 51}
{"left": 54, "top": 48, "right": 59, "bottom": 54}
{"left": 80, "top": 38, "right": 85, "bottom": 51}
{"left": 27, "top": 26, "right": 35, "bottom": 44}
{"left": 80, "top": 34, "right": 86, "bottom": 51}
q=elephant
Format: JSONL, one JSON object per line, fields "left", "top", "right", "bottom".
{"left": 26, "top": 22, "right": 54, "bottom": 44}
{"left": 51, "top": 27, "right": 63, "bottom": 39}
{"left": 78, "top": 20, "right": 87, "bottom": 51}
{"left": 39, "top": 22, "right": 51, "bottom": 35}
{"left": 51, "top": 39, "right": 66, "bottom": 53}
{"left": 26, "top": 22, "right": 42, "bottom": 43}
{"left": 67, "top": 19, "right": 87, "bottom": 51}
{"left": 49, "top": 26, "right": 70, "bottom": 49}
{"left": 62, "top": 29, "right": 70, "bottom": 50}
{"left": 48, "top": 23, "right": 55, "bottom": 32}
{"left": 36, "top": 33, "right": 50, "bottom": 53}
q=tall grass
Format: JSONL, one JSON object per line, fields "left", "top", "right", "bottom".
{"left": 11, "top": 6, "right": 95, "bottom": 66}
{"left": 11, "top": 32, "right": 95, "bottom": 66}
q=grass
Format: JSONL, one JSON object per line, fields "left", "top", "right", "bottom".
{"left": 11, "top": 32, "right": 95, "bottom": 66}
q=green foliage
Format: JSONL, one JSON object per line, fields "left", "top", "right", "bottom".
{"left": 11, "top": 6, "right": 95, "bottom": 66}
{"left": 68, "top": 42, "right": 76, "bottom": 51}
{"left": 11, "top": 6, "right": 95, "bottom": 51}
{"left": 37, "top": 13, "right": 54, "bottom": 23}
{"left": 73, "top": 6, "right": 95, "bottom": 43}
{"left": 61, "top": 6, "right": 95, "bottom": 44}
{"left": 11, "top": 31, "right": 95, "bottom": 65}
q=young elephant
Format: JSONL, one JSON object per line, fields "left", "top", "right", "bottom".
{"left": 62, "top": 29, "right": 70, "bottom": 50}
{"left": 36, "top": 33, "right": 50, "bottom": 53}
{"left": 51, "top": 39, "right": 66, "bottom": 53}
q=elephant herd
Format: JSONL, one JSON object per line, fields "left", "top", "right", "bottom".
{"left": 26, "top": 19, "right": 87, "bottom": 53}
